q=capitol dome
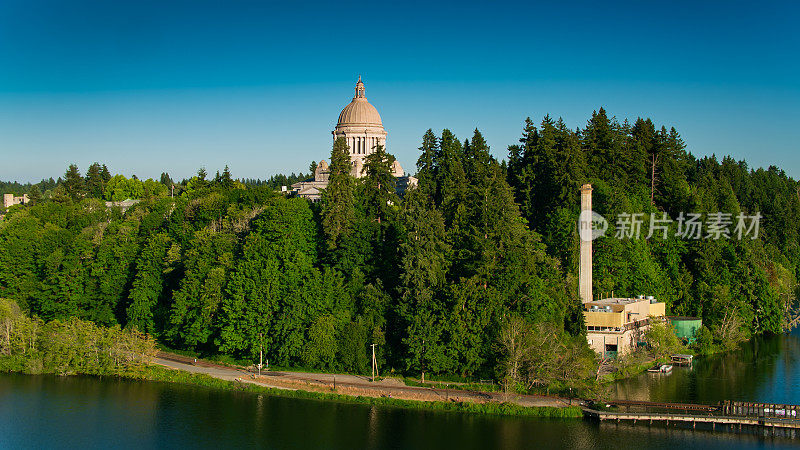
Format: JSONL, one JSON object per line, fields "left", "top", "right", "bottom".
{"left": 290, "top": 76, "right": 416, "bottom": 199}
{"left": 337, "top": 79, "right": 383, "bottom": 127}
{"left": 332, "top": 76, "right": 388, "bottom": 167}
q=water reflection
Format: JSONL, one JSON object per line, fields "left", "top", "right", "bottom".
{"left": 613, "top": 328, "right": 800, "bottom": 405}
{"left": 3, "top": 341, "right": 800, "bottom": 450}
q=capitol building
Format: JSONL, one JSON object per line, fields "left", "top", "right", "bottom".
{"left": 291, "top": 77, "right": 415, "bottom": 201}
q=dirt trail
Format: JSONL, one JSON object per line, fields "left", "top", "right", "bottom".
{"left": 153, "top": 352, "right": 570, "bottom": 408}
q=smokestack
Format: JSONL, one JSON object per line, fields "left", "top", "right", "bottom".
{"left": 579, "top": 184, "right": 593, "bottom": 303}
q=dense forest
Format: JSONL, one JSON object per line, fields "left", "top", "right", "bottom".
{"left": 1, "top": 108, "right": 798, "bottom": 389}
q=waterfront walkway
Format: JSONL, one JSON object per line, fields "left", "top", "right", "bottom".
{"left": 153, "top": 352, "right": 569, "bottom": 408}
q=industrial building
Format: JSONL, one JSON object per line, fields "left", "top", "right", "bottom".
{"left": 578, "top": 184, "right": 666, "bottom": 358}
{"left": 583, "top": 296, "right": 666, "bottom": 358}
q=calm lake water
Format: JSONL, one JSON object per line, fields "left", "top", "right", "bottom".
{"left": 612, "top": 328, "right": 800, "bottom": 405}
{"left": 2, "top": 331, "right": 800, "bottom": 449}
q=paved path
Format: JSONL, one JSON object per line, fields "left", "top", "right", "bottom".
{"left": 153, "top": 353, "right": 569, "bottom": 408}
{"left": 153, "top": 356, "right": 298, "bottom": 391}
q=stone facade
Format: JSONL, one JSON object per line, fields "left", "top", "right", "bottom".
{"left": 3, "top": 193, "right": 28, "bottom": 209}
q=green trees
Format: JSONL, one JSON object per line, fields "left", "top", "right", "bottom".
{"left": 126, "top": 233, "right": 172, "bottom": 334}
{"left": 360, "top": 144, "right": 397, "bottom": 225}
{"left": 1, "top": 298, "right": 156, "bottom": 375}
{"left": 0, "top": 110, "right": 797, "bottom": 390}
{"left": 322, "top": 137, "right": 355, "bottom": 251}
{"left": 104, "top": 175, "right": 166, "bottom": 201}
{"left": 416, "top": 129, "right": 438, "bottom": 198}
{"left": 0, "top": 298, "right": 41, "bottom": 358}
{"left": 167, "top": 230, "right": 234, "bottom": 350}
{"left": 393, "top": 128, "right": 573, "bottom": 378}
{"left": 219, "top": 197, "right": 341, "bottom": 365}
{"left": 643, "top": 321, "right": 686, "bottom": 359}
{"left": 85, "top": 162, "right": 106, "bottom": 199}
{"left": 63, "top": 164, "right": 84, "bottom": 200}
{"left": 497, "top": 317, "right": 595, "bottom": 393}
{"left": 215, "top": 166, "right": 234, "bottom": 190}
{"left": 508, "top": 108, "right": 799, "bottom": 352}
{"left": 86, "top": 215, "right": 141, "bottom": 325}
{"left": 304, "top": 314, "right": 339, "bottom": 369}
{"left": 397, "top": 186, "right": 451, "bottom": 376}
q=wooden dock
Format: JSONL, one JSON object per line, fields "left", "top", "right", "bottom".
{"left": 583, "top": 400, "right": 800, "bottom": 432}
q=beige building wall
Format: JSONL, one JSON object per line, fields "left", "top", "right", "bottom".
{"left": 587, "top": 329, "right": 640, "bottom": 355}
{"left": 584, "top": 297, "right": 666, "bottom": 357}
{"left": 583, "top": 311, "right": 624, "bottom": 328}
{"left": 648, "top": 302, "right": 665, "bottom": 317}
{"left": 3, "top": 193, "right": 28, "bottom": 208}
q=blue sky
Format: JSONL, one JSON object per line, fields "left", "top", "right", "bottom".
{"left": 1, "top": 0, "right": 798, "bottom": 182}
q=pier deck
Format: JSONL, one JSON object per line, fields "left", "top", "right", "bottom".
{"left": 583, "top": 400, "right": 800, "bottom": 431}
{"left": 583, "top": 408, "right": 800, "bottom": 429}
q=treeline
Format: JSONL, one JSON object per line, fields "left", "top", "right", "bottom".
{"left": 242, "top": 171, "right": 311, "bottom": 190}
{"left": 507, "top": 110, "right": 799, "bottom": 340}
{"left": 0, "top": 298, "right": 156, "bottom": 375}
{"left": 0, "top": 178, "right": 58, "bottom": 198}
{"left": 1, "top": 163, "right": 309, "bottom": 207}
{"left": 0, "top": 109, "right": 798, "bottom": 388}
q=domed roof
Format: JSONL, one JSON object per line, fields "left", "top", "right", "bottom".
{"left": 337, "top": 77, "right": 383, "bottom": 127}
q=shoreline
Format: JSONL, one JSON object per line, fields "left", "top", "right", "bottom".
{"left": 138, "top": 357, "right": 583, "bottom": 419}
{"left": 131, "top": 365, "right": 585, "bottom": 419}
{"left": 0, "top": 362, "right": 581, "bottom": 419}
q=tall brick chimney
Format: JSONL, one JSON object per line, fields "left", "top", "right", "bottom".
{"left": 579, "top": 184, "right": 593, "bottom": 303}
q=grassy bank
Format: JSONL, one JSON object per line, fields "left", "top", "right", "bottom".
{"left": 131, "top": 364, "right": 582, "bottom": 419}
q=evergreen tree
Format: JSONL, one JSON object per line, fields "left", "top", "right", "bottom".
{"left": 360, "top": 144, "right": 398, "bottom": 225}
{"left": 507, "top": 117, "right": 538, "bottom": 222}
{"left": 63, "top": 164, "right": 85, "bottom": 201}
{"left": 85, "top": 162, "right": 105, "bottom": 199}
{"left": 358, "top": 144, "right": 402, "bottom": 289}
{"left": 100, "top": 165, "right": 112, "bottom": 184}
{"left": 160, "top": 172, "right": 173, "bottom": 186}
{"left": 28, "top": 185, "right": 42, "bottom": 204}
{"left": 397, "top": 186, "right": 452, "bottom": 375}
{"left": 126, "top": 233, "right": 172, "bottom": 334}
{"left": 168, "top": 230, "right": 235, "bottom": 350}
{"left": 220, "top": 165, "right": 234, "bottom": 190}
{"left": 436, "top": 129, "right": 468, "bottom": 225}
{"left": 321, "top": 137, "right": 356, "bottom": 250}
{"left": 415, "top": 129, "right": 438, "bottom": 198}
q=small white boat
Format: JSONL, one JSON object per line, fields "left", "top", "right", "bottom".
{"left": 648, "top": 364, "right": 673, "bottom": 373}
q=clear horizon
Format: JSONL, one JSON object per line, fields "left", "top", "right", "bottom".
{"left": 1, "top": 0, "right": 798, "bottom": 183}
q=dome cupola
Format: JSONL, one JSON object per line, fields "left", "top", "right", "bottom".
{"left": 332, "top": 76, "right": 389, "bottom": 170}
{"left": 336, "top": 76, "right": 383, "bottom": 127}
